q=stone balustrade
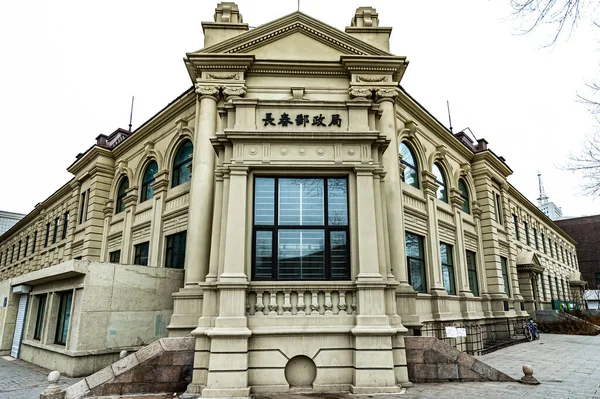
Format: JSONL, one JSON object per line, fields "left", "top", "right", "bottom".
{"left": 246, "top": 283, "right": 357, "bottom": 316}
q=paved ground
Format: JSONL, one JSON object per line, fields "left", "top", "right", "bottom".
{"left": 1, "top": 334, "right": 599, "bottom": 398}
{"left": 0, "top": 356, "right": 80, "bottom": 399}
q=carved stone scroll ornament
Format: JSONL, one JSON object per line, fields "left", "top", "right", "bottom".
{"left": 356, "top": 75, "right": 388, "bottom": 83}
{"left": 194, "top": 83, "right": 219, "bottom": 97}
{"left": 222, "top": 85, "right": 247, "bottom": 99}
{"left": 349, "top": 87, "right": 373, "bottom": 100}
{"left": 375, "top": 87, "right": 400, "bottom": 100}
{"left": 206, "top": 72, "right": 239, "bottom": 80}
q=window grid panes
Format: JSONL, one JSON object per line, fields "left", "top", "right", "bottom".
{"left": 512, "top": 215, "right": 519, "bottom": 241}
{"left": 399, "top": 142, "right": 419, "bottom": 188}
{"left": 432, "top": 163, "right": 447, "bottom": 203}
{"left": 534, "top": 228, "right": 539, "bottom": 250}
{"left": 524, "top": 222, "right": 530, "bottom": 245}
{"left": 109, "top": 250, "right": 121, "bottom": 263}
{"left": 55, "top": 291, "right": 73, "bottom": 345}
{"left": 52, "top": 217, "right": 60, "bottom": 244}
{"left": 406, "top": 233, "right": 426, "bottom": 293}
{"left": 34, "top": 294, "right": 47, "bottom": 340}
{"left": 62, "top": 212, "right": 69, "bottom": 239}
{"left": 172, "top": 140, "right": 193, "bottom": 188}
{"left": 253, "top": 177, "right": 349, "bottom": 280}
{"left": 458, "top": 179, "right": 470, "bottom": 214}
{"left": 440, "top": 243, "right": 455, "bottom": 295}
{"left": 140, "top": 161, "right": 158, "bottom": 202}
{"left": 495, "top": 193, "right": 503, "bottom": 225}
{"left": 134, "top": 242, "right": 150, "bottom": 266}
{"left": 500, "top": 256, "right": 511, "bottom": 297}
{"left": 466, "top": 250, "right": 479, "bottom": 296}
{"left": 116, "top": 177, "right": 129, "bottom": 214}
{"left": 165, "top": 231, "right": 186, "bottom": 269}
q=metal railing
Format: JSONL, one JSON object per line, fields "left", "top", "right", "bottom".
{"left": 418, "top": 317, "right": 528, "bottom": 356}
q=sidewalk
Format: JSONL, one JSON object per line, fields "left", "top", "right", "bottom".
{"left": 1, "top": 334, "right": 599, "bottom": 398}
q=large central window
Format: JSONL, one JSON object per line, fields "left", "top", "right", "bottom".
{"left": 252, "top": 177, "right": 349, "bottom": 280}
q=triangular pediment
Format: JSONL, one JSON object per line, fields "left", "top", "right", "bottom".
{"left": 195, "top": 11, "right": 391, "bottom": 58}
{"left": 516, "top": 251, "right": 544, "bottom": 274}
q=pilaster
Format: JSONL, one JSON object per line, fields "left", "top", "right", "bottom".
{"left": 148, "top": 170, "right": 169, "bottom": 267}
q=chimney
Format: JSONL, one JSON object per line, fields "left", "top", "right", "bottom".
{"left": 202, "top": 2, "right": 249, "bottom": 48}
{"left": 345, "top": 7, "right": 392, "bottom": 52}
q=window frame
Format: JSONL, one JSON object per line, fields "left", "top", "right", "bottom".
{"left": 466, "top": 250, "right": 479, "bottom": 297}
{"left": 109, "top": 250, "right": 121, "bottom": 263}
{"left": 542, "top": 233, "right": 546, "bottom": 253}
{"left": 54, "top": 291, "right": 73, "bottom": 346}
{"left": 495, "top": 193, "right": 504, "bottom": 225}
{"left": 134, "top": 242, "right": 150, "bottom": 266}
{"left": 115, "top": 177, "right": 129, "bottom": 214}
{"left": 251, "top": 176, "right": 350, "bottom": 281}
{"left": 32, "top": 230, "right": 37, "bottom": 253}
{"left": 44, "top": 223, "right": 50, "bottom": 247}
{"left": 432, "top": 163, "right": 448, "bottom": 203}
{"left": 171, "top": 140, "right": 193, "bottom": 188}
{"left": 140, "top": 161, "right": 158, "bottom": 203}
{"left": 165, "top": 231, "right": 187, "bottom": 269}
{"left": 399, "top": 142, "right": 419, "bottom": 189}
{"left": 458, "top": 178, "right": 470, "bottom": 214}
{"left": 524, "top": 222, "right": 530, "bottom": 246}
{"left": 79, "top": 191, "right": 87, "bottom": 224}
{"left": 512, "top": 214, "right": 519, "bottom": 241}
{"left": 62, "top": 212, "right": 69, "bottom": 239}
{"left": 34, "top": 294, "right": 47, "bottom": 340}
{"left": 500, "top": 256, "right": 511, "bottom": 297}
{"left": 52, "top": 217, "right": 60, "bottom": 244}
{"left": 533, "top": 228, "right": 539, "bottom": 250}
{"left": 440, "top": 242, "right": 456, "bottom": 295}
{"left": 406, "top": 232, "right": 427, "bottom": 293}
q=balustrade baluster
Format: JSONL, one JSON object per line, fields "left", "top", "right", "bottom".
{"left": 268, "top": 291, "right": 278, "bottom": 316}
{"left": 297, "top": 290, "right": 306, "bottom": 316}
{"left": 338, "top": 291, "right": 347, "bottom": 315}
{"left": 246, "top": 292, "right": 252, "bottom": 315}
{"left": 283, "top": 290, "right": 292, "bottom": 315}
{"left": 255, "top": 291, "right": 265, "bottom": 316}
{"left": 310, "top": 291, "right": 319, "bottom": 315}
{"left": 324, "top": 291, "right": 333, "bottom": 315}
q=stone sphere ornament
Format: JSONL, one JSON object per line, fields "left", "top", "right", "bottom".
{"left": 520, "top": 364, "right": 540, "bottom": 385}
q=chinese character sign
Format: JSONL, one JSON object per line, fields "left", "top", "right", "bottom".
{"left": 262, "top": 113, "right": 342, "bottom": 128}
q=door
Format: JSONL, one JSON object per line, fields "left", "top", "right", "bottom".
{"left": 10, "top": 294, "right": 29, "bottom": 358}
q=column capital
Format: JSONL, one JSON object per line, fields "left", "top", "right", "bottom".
{"left": 195, "top": 83, "right": 219, "bottom": 100}
{"left": 420, "top": 170, "right": 439, "bottom": 197}
{"left": 348, "top": 86, "right": 373, "bottom": 100}
{"left": 122, "top": 188, "right": 138, "bottom": 207}
{"left": 375, "top": 87, "right": 400, "bottom": 103}
{"left": 449, "top": 188, "right": 465, "bottom": 210}
{"left": 472, "top": 200, "right": 483, "bottom": 219}
{"left": 103, "top": 201, "right": 114, "bottom": 218}
{"left": 150, "top": 170, "right": 170, "bottom": 194}
{"left": 222, "top": 85, "right": 247, "bottom": 101}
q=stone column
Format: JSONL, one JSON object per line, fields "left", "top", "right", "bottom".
{"left": 502, "top": 184, "right": 525, "bottom": 315}
{"left": 450, "top": 188, "right": 471, "bottom": 296}
{"left": 120, "top": 189, "right": 138, "bottom": 264}
{"left": 99, "top": 201, "right": 113, "bottom": 262}
{"left": 183, "top": 85, "right": 219, "bottom": 286}
{"left": 421, "top": 171, "right": 446, "bottom": 295}
{"left": 149, "top": 170, "right": 169, "bottom": 267}
{"left": 351, "top": 167, "right": 401, "bottom": 394}
{"left": 472, "top": 202, "right": 492, "bottom": 316}
{"left": 202, "top": 166, "right": 251, "bottom": 399}
{"left": 376, "top": 89, "right": 412, "bottom": 293}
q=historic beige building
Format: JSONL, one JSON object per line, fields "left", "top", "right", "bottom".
{"left": 0, "top": 3, "right": 585, "bottom": 396}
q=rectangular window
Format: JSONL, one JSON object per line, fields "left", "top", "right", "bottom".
{"left": 252, "top": 177, "right": 349, "bottom": 280}
{"left": 500, "top": 256, "right": 511, "bottom": 297}
{"left": 440, "top": 243, "right": 455, "bottom": 295}
{"left": 512, "top": 215, "right": 519, "bottom": 241}
{"left": 555, "top": 277, "right": 560, "bottom": 299}
{"left": 533, "top": 228, "right": 539, "bottom": 250}
{"left": 55, "top": 291, "right": 73, "bottom": 345}
{"left": 34, "top": 294, "right": 47, "bottom": 340}
{"left": 44, "top": 223, "right": 50, "bottom": 247}
{"left": 542, "top": 233, "right": 546, "bottom": 253}
{"left": 0, "top": 252, "right": 2, "bottom": 266}
{"left": 165, "top": 231, "right": 187, "bottom": 269}
{"left": 134, "top": 242, "right": 150, "bottom": 266}
{"left": 560, "top": 247, "right": 564, "bottom": 263}
{"left": 541, "top": 274, "right": 546, "bottom": 301}
{"left": 24, "top": 236, "right": 29, "bottom": 257}
{"left": 554, "top": 243, "right": 558, "bottom": 259}
{"left": 406, "top": 233, "right": 426, "bottom": 293}
{"left": 466, "top": 250, "right": 479, "bottom": 296}
{"left": 549, "top": 240, "right": 554, "bottom": 257}
{"left": 109, "top": 250, "right": 121, "bottom": 263}
{"left": 595, "top": 272, "right": 600, "bottom": 287}
{"left": 79, "top": 191, "right": 86, "bottom": 224}
{"left": 32, "top": 230, "right": 37, "bottom": 253}
{"left": 495, "top": 193, "right": 503, "bottom": 225}
{"left": 17, "top": 241, "right": 21, "bottom": 261}
{"left": 548, "top": 275, "right": 553, "bottom": 300}
{"left": 52, "top": 217, "right": 59, "bottom": 244}
{"left": 10, "top": 245, "right": 14, "bottom": 263}
{"left": 524, "top": 222, "right": 530, "bottom": 245}
{"left": 62, "top": 212, "right": 69, "bottom": 239}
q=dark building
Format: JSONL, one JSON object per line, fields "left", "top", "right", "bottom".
{"left": 555, "top": 215, "right": 600, "bottom": 288}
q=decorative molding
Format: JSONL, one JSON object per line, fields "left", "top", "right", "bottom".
{"left": 194, "top": 84, "right": 219, "bottom": 97}
{"left": 206, "top": 72, "right": 239, "bottom": 80}
{"left": 357, "top": 75, "right": 387, "bottom": 82}
{"left": 222, "top": 85, "right": 247, "bottom": 98}
{"left": 375, "top": 87, "right": 399, "bottom": 100}
{"left": 349, "top": 87, "right": 372, "bottom": 99}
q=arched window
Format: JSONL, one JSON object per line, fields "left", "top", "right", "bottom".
{"left": 458, "top": 178, "right": 470, "bottom": 214}
{"left": 115, "top": 177, "right": 129, "bottom": 214}
{"left": 140, "top": 161, "right": 158, "bottom": 202}
{"left": 432, "top": 163, "right": 448, "bottom": 203}
{"left": 400, "top": 142, "right": 419, "bottom": 188}
{"left": 172, "top": 140, "right": 193, "bottom": 188}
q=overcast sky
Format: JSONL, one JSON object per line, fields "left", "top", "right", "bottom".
{"left": 1, "top": 0, "right": 599, "bottom": 217}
